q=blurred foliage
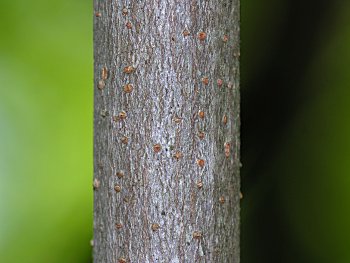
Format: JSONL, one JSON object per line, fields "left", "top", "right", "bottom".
{"left": 0, "top": 1, "right": 92, "bottom": 263}
{"left": 1, "top": 0, "right": 350, "bottom": 262}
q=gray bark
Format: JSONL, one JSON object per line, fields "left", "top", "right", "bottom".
{"left": 93, "top": 0, "right": 240, "bottom": 262}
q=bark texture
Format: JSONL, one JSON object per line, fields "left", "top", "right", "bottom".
{"left": 94, "top": 0, "right": 240, "bottom": 262}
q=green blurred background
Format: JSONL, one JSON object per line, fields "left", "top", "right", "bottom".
{"left": 1, "top": 0, "right": 350, "bottom": 262}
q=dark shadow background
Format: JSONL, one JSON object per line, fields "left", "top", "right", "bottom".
{"left": 242, "top": 0, "right": 350, "bottom": 262}
{"left": 1, "top": 0, "right": 350, "bottom": 262}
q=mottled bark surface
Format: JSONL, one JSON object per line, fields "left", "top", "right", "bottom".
{"left": 93, "top": 0, "right": 240, "bottom": 262}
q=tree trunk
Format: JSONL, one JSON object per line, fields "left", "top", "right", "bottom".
{"left": 93, "top": 0, "right": 240, "bottom": 262}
